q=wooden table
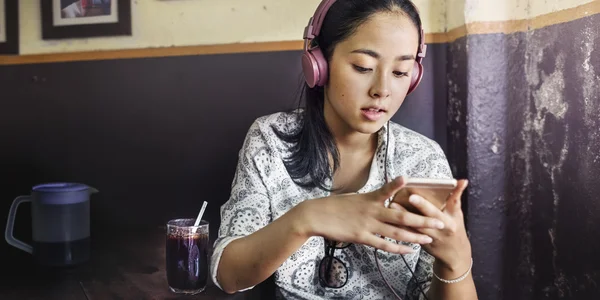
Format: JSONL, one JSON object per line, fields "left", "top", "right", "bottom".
{"left": 0, "top": 228, "right": 273, "bottom": 299}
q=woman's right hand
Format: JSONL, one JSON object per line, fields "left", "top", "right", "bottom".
{"left": 296, "top": 176, "right": 447, "bottom": 254}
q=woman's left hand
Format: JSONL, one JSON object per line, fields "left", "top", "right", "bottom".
{"left": 389, "top": 179, "right": 472, "bottom": 273}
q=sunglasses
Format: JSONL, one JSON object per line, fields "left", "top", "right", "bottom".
{"left": 318, "top": 239, "right": 351, "bottom": 288}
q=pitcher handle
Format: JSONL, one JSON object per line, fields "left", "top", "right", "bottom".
{"left": 5, "top": 196, "right": 33, "bottom": 254}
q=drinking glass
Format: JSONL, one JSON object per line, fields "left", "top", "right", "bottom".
{"left": 165, "top": 218, "right": 209, "bottom": 294}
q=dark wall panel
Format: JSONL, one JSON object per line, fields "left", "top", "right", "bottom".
{"left": 0, "top": 51, "right": 303, "bottom": 242}
{"left": 448, "top": 12, "right": 600, "bottom": 300}
{"left": 525, "top": 14, "right": 600, "bottom": 300}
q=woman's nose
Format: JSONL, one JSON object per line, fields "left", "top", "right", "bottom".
{"left": 369, "top": 75, "right": 391, "bottom": 99}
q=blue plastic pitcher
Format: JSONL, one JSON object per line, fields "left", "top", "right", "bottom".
{"left": 4, "top": 183, "right": 98, "bottom": 266}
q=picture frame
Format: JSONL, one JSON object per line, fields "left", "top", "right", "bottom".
{"left": 41, "top": 0, "right": 131, "bottom": 40}
{"left": 0, "top": 0, "right": 19, "bottom": 55}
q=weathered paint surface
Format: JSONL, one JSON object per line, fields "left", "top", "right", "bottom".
{"left": 448, "top": 11, "right": 600, "bottom": 300}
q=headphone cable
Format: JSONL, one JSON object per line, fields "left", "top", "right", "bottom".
{"left": 375, "top": 121, "right": 430, "bottom": 300}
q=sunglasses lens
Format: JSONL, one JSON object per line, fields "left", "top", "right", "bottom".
{"left": 327, "top": 240, "right": 351, "bottom": 249}
{"left": 335, "top": 241, "right": 351, "bottom": 248}
{"left": 318, "top": 256, "right": 348, "bottom": 288}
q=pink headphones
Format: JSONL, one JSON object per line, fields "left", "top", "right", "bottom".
{"left": 301, "top": 0, "right": 427, "bottom": 95}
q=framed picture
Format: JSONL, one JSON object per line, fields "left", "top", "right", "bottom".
{"left": 0, "top": 0, "right": 19, "bottom": 55}
{"left": 41, "top": 0, "right": 131, "bottom": 39}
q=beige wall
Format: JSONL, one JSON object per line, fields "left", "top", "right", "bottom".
{"left": 447, "top": 0, "right": 596, "bottom": 30}
{"left": 15, "top": 0, "right": 597, "bottom": 55}
{"left": 16, "top": 0, "right": 448, "bottom": 55}
{"left": 20, "top": 0, "right": 321, "bottom": 55}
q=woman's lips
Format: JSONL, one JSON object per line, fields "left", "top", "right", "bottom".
{"left": 360, "top": 108, "right": 386, "bottom": 121}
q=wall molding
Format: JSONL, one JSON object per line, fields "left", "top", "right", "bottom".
{"left": 445, "top": 0, "right": 600, "bottom": 43}
{"left": 0, "top": 40, "right": 304, "bottom": 66}
{"left": 1, "top": 1, "right": 598, "bottom": 66}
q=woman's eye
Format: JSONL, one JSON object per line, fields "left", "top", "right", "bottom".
{"left": 353, "top": 65, "right": 372, "bottom": 73}
{"left": 394, "top": 71, "right": 409, "bottom": 77}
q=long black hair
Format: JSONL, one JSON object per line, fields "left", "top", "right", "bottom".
{"left": 274, "top": 0, "right": 423, "bottom": 191}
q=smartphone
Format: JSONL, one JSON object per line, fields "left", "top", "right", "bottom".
{"left": 392, "top": 177, "right": 458, "bottom": 214}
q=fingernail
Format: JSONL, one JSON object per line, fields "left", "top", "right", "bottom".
{"left": 422, "top": 236, "right": 433, "bottom": 244}
{"left": 390, "top": 203, "right": 401, "bottom": 210}
{"left": 409, "top": 195, "right": 421, "bottom": 204}
{"left": 435, "top": 220, "right": 445, "bottom": 229}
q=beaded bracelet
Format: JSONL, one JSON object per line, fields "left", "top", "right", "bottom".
{"left": 433, "top": 258, "right": 473, "bottom": 284}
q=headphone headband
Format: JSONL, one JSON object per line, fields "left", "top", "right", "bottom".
{"left": 303, "top": 0, "right": 426, "bottom": 58}
{"left": 303, "top": 0, "right": 338, "bottom": 40}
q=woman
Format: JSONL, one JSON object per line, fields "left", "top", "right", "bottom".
{"left": 210, "top": 0, "right": 477, "bottom": 299}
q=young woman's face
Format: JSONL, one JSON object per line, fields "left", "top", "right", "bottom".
{"left": 323, "top": 11, "right": 420, "bottom": 136}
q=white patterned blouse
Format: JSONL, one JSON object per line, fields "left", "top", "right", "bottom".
{"left": 210, "top": 110, "right": 453, "bottom": 300}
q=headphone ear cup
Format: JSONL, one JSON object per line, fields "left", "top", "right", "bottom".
{"left": 302, "top": 46, "right": 328, "bottom": 88}
{"left": 407, "top": 60, "right": 424, "bottom": 95}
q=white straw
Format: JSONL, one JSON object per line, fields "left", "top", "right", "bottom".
{"left": 194, "top": 201, "right": 208, "bottom": 228}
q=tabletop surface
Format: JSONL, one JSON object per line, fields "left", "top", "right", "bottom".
{"left": 0, "top": 227, "right": 274, "bottom": 300}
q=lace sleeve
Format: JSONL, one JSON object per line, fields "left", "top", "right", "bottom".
{"left": 210, "top": 120, "right": 273, "bottom": 292}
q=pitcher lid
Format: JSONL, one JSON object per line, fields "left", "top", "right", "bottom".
{"left": 33, "top": 183, "right": 90, "bottom": 193}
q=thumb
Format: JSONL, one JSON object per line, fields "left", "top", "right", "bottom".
{"left": 446, "top": 179, "right": 468, "bottom": 215}
{"left": 376, "top": 176, "right": 407, "bottom": 201}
